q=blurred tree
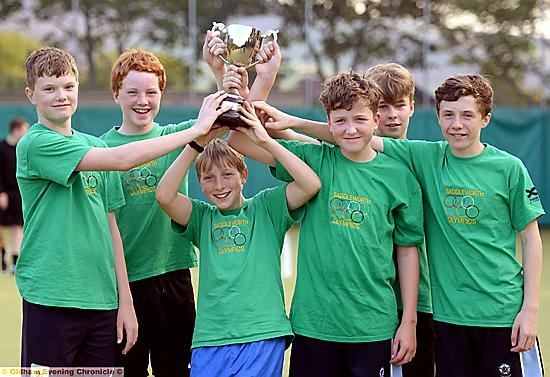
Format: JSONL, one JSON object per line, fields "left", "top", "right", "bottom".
{"left": 431, "top": 0, "right": 540, "bottom": 106}
{"left": 31, "top": 0, "right": 150, "bottom": 90}
{"left": 272, "top": 0, "right": 426, "bottom": 82}
{"left": 0, "top": 0, "right": 23, "bottom": 20}
{"left": 0, "top": 32, "right": 40, "bottom": 91}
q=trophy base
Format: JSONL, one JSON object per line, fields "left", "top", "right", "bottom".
{"left": 216, "top": 94, "right": 249, "bottom": 129}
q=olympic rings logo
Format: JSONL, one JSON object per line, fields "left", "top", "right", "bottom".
{"left": 81, "top": 173, "right": 99, "bottom": 189}
{"left": 212, "top": 225, "right": 247, "bottom": 247}
{"left": 330, "top": 198, "right": 366, "bottom": 223}
{"left": 123, "top": 167, "right": 158, "bottom": 189}
{"left": 444, "top": 194, "right": 484, "bottom": 219}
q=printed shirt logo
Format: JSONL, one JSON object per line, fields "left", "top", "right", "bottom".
{"left": 330, "top": 191, "right": 371, "bottom": 230}
{"left": 444, "top": 187, "right": 485, "bottom": 225}
{"left": 81, "top": 172, "right": 99, "bottom": 195}
{"left": 212, "top": 219, "right": 249, "bottom": 254}
{"left": 122, "top": 160, "right": 159, "bottom": 196}
{"left": 526, "top": 186, "right": 540, "bottom": 203}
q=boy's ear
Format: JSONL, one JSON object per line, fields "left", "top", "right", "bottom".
{"left": 481, "top": 112, "right": 491, "bottom": 128}
{"left": 241, "top": 167, "right": 249, "bottom": 185}
{"left": 113, "top": 92, "right": 120, "bottom": 104}
{"left": 374, "top": 112, "right": 380, "bottom": 126}
{"left": 409, "top": 100, "right": 415, "bottom": 117}
{"left": 25, "top": 87, "right": 35, "bottom": 105}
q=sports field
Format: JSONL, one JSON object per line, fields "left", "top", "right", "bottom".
{"left": 1, "top": 227, "right": 549, "bottom": 373}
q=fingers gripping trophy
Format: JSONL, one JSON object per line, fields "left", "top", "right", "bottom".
{"left": 211, "top": 22, "right": 278, "bottom": 128}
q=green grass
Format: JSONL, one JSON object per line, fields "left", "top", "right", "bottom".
{"left": 1, "top": 227, "right": 549, "bottom": 373}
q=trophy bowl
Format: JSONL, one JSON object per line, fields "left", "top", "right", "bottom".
{"left": 211, "top": 22, "right": 279, "bottom": 128}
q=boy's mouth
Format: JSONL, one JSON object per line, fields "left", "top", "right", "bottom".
{"left": 214, "top": 192, "right": 230, "bottom": 199}
{"left": 133, "top": 108, "right": 151, "bottom": 114}
{"left": 449, "top": 132, "right": 467, "bottom": 137}
{"left": 382, "top": 122, "right": 401, "bottom": 128}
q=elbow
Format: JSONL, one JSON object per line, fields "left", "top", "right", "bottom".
{"left": 307, "top": 176, "right": 322, "bottom": 197}
{"left": 312, "top": 176, "right": 322, "bottom": 194}
{"left": 155, "top": 189, "right": 169, "bottom": 206}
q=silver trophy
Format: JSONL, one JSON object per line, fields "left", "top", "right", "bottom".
{"left": 211, "top": 22, "right": 279, "bottom": 128}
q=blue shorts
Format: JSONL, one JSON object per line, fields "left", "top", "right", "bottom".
{"left": 190, "top": 337, "right": 286, "bottom": 377}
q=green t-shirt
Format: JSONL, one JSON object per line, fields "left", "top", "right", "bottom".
{"left": 272, "top": 141, "right": 424, "bottom": 342}
{"left": 100, "top": 121, "right": 198, "bottom": 282}
{"left": 384, "top": 139, "right": 546, "bottom": 326}
{"left": 16, "top": 123, "right": 125, "bottom": 309}
{"left": 172, "top": 185, "right": 301, "bottom": 348}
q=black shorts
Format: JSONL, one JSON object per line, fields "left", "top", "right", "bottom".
{"left": 434, "top": 321, "right": 544, "bottom": 377}
{"left": 21, "top": 299, "right": 117, "bottom": 367}
{"left": 116, "top": 269, "right": 196, "bottom": 377}
{"left": 0, "top": 191, "right": 23, "bottom": 226}
{"left": 401, "top": 311, "right": 435, "bottom": 377}
{"left": 289, "top": 334, "right": 398, "bottom": 377}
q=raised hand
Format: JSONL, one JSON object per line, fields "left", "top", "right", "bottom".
{"left": 223, "top": 65, "right": 249, "bottom": 97}
{"left": 236, "top": 101, "right": 271, "bottom": 146}
{"left": 203, "top": 30, "right": 227, "bottom": 76}
{"left": 194, "top": 91, "right": 231, "bottom": 136}
{"left": 255, "top": 41, "right": 282, "bottom": 79}
{"left": 252, "top": 101, "right": 296, "bottom": 132}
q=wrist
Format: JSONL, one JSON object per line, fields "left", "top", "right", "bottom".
{"left": 188, "top": 140, "right": 204, "bottom": 153}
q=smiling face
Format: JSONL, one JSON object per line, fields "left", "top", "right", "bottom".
{"left": 25, "top": 74, "right": 78, "bottom": 132}
{"left": 438, "top": 95, "right": 491, "bottom": 157}
{"left": 327, "top": 100, "right": 379, "bottom": 162}
{"left": 114, "top": 70, "right": 162, "bottom": 134}
{"left": 199, "top": 163, "right": 248, "bottom": 211}
{"left": 376, "top": 95, "right": 414, "bottom": 140}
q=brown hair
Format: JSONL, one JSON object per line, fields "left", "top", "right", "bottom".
{"left": 365, "top": 63, "right": 415, "bottom": 104}
{"left": 111, "top": 49, "right": 166, "bottom": 96}
{"left": 25, "top": 47, "right": 79, "bottom": 90}
{"left": 9, "top": 117, "right": 29, "bottom": 133}
{"left": 195, "top": 139, "right": 247, "bottom": 180}
{"left": 319, "top": 71, "right": 382, "bottom": 116}
{"left": 435, "top": 74, "right": 493, "bottom": 117}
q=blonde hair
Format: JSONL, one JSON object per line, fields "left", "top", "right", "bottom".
{"left": 111, "top": 49, "right": 166, "bottom": 96}
{"left": 25, "top": 47, "right": 79, "bottom": 90}
{"left": 195, "top": 139, "right": 247, "bottom": 180}
{"left": 319, "top": 71, "right": 382, "bottom": 116}
{"left": 365, "top": 63, "right": 415, "bottom": 104}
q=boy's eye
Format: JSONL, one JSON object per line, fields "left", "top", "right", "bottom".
{"left": 378, "top": 104, "right": 387, "bottom": 109}
{"left": 223, "top": 172, "right": 234, "bottom": 177}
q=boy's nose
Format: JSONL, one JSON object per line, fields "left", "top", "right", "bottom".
{"left": 345, "top": 125, "right": 357, "bottom": 134}
{"left": 55, "top": 89, "right": 67, "bottom": 101}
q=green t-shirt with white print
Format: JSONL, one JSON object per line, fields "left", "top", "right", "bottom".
{"left": 101, "top": 121, "right": 198, "bottom": 282}
{"left": 384, "top": 139, "right": 545, "bottom": 326}
{"left": 16, "top": 123, "right": 125, "bottom": 309}
{"left": 272, "top": 140, "right": 424, "bottom": 342}
{"left": 173, "top": 185, "right": 301, "bottom": 348}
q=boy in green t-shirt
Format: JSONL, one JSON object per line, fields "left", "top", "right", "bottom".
{"left": 100, "top": 40, "right": 281, "bottom": 376}
{"left": 155, "top": 102, "right": 321, "bottom": 377}
{"left": 229, "top": 71, "right": 424, "bottom": 376}
{"left": 253, "top": 74, "right": 545, "bottom": 376}
{"left": 365, "top": 63, "right": 434, "bottom": 377}
{"left": 17, "top": 46, "right": 230, "bottom": 369}
{"left": 376, "top": 74, "right": 545, "bottom": 376}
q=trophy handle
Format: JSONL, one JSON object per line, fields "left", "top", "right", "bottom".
{"left": 261, "top": 29, "right": 279, "bottom": 44}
